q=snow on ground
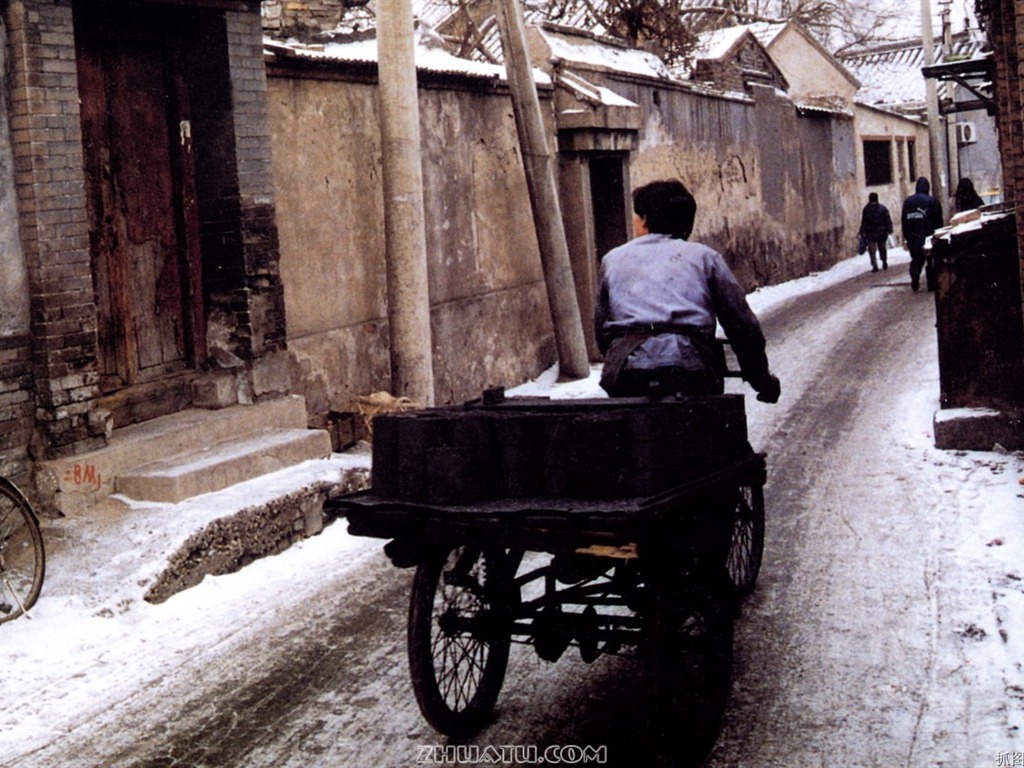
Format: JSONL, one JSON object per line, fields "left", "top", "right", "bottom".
{"left": 2, "top": 250, "right": 1023, "bottom": 761}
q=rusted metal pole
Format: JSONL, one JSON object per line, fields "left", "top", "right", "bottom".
{"left": 376, "top": 1, "right": 435, "bottom": 405}
{"left": 494, "top": 0, "right": 591, "bottom": 380}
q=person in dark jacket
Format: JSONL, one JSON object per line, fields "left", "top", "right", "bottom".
{"left": 595, "top": 179, "right": 780, "bottom": 403}
{"left": 953, "top": 177, "right": 984, "bottom": 213}
{"left": 901, "top": 177, "right": 944, "bottom": 292}
{"left": 858, "top": 192, "right": 893, "bottom": 272}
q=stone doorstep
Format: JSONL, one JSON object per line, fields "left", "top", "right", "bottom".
{"left": 142, "top": 460, "right": 371, "bottom": 604}
{"left": 116, "top": 428, "right": 333, "bottom": 504}
{"left": 36, "top": 395, "right": 315, "bottom": 516}
{"left": 933, "top": 407, "right": 1024, "bottom": 451}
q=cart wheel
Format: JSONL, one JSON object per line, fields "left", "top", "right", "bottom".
{"left": 725, "top": 484, "right": 765, "bottom": 596}
{"left": 646, "top": 588, "right": 734, "bottom": 762}
{"left": 408, "top": 545, "right": 513, "bottom": 736}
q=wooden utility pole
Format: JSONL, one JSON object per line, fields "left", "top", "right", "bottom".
{"left": 920, "top": 0, "right": 949, "bottom": 214}
{"left": 494, "top": 0, "right": 591, "bottom": 380}
{"left": 376, "top": 1, "right": 435, "bottom": 405}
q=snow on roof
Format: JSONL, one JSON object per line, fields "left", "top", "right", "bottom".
{"left": 692, "top": 25, "right": 751, "bottom": 61}
{"left": 932, "top": 209, "right": 1014, "bottom": 243}
{"left": 537, "top": 25, "right": 671, "bottom": 80}
{"left": 795, "top": 97, "right": 853, "bottom": 118}
{"left": 839, "top": 33, "right": 984, "bottom": 109}
{"left": 557, "top": 69, "right": 639, "bottom": 109}
{"left": 263, "top": 34, "right": 538, "bottom": 84}
{"left": 745, "top": 21, "right": 787, "bottom": 49}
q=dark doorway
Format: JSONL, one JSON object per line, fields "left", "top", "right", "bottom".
{"left": 76, "top": 10, "right": 205, "bottom": 422}
{"left": 589, "top": 156, "right": 629, "bottom": 259}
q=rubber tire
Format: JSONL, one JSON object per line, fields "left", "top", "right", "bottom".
{"left": 725, "top": 484, "right": 765, "bottom": 597}
{"left": 408, "top": 545, "right": 512, "bottom": 736}
{"left": 646, "top": 588, "right": 734, "bottom": 764}
{"left": 0, "top": 476, "right": 45, "bottom": 623}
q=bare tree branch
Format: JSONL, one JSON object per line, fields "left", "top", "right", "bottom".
{"left": 389, "top": 1, "right": 911, "bottom": 66}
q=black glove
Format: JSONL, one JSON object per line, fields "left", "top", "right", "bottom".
{"left": 755, "top": 374, "right": 780, "bottom": 404}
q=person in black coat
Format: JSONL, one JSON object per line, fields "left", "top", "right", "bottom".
{"left": 901, "top": 177, "right": 944, "bottom": 292}
{"left": 953, "top": 177, "right": 984, "bottom": 213}
{"left": 858, "top": 192, "right": 893, "bottom": 272}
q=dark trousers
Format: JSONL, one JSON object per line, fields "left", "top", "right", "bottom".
{"left": 908, "top": 239, "right": 934, "bottom": 291}
{"left": 866, "top": 238, "right": 887, "bottom": 268}
{"left": 605, "top": 366, "right": 723, "bottom": 398}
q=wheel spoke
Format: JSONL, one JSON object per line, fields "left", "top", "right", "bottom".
{"left": 409, "top": 545, "right": 513, "bottom": 734}
{"left": 0, "top": 480, "right": 45, "bottom": 623}
{"left": 725, "top": 485, "right": 764, "bottom": 596}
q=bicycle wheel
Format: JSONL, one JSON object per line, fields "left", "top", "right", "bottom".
{"left": 645, "top": 585, "right": 734, "bottom": 763}
{"left": 408, "top": 545, "right": 513, "bottom": 736}
{"left": 0, "top": 477, "right": 45, "bottom": 623}
{"left": 725, "top": 484, "right": 764, "bottom": 596}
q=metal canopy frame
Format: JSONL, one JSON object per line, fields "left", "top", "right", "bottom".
{"left": 922, "top": 55, "right": 996, "bottom": 115}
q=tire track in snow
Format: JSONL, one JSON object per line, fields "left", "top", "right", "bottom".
{"left": 711, "top": 270, "right": 944, "bottom": 766}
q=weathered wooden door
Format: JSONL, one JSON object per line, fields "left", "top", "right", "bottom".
{"left": 77, "top": 35, "right": 203, "bottom": 394}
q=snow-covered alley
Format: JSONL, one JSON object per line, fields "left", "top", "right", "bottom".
{"left": 2, "top": 249, "right": 1023, "bottom": 768}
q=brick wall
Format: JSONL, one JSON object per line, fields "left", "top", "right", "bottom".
{"left": 977, "top": 1, "right": 1024, "bottom": 323}
{"left": 1, "top": 0, "right": 287, "bottom": 475}
{"left": 228, "top": 9, "right": 286, "bottom": 363}
{"left": 5, "top": 0, "right": 106, "bottom": 460}
{"left": 217, "top": 11, "right": 288, "bottom": 398}
{"left": 980, "top": 1, "right": 1022, "bottom": 208}
{"left": 0, "top": 15, "right": 34, "bottom": 486}
{"left": 261, "top": 0, "right": 347, "bottom": 42}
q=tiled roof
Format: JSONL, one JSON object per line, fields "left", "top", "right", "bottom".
{"left": 838, "top": 32, "right": 984, "bottom": 109}
{"left": 263, "top": 36, "right": 516, "bottom": 83}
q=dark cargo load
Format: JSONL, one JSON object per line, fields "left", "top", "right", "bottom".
{"left": 370, "top": 394, "right": 749, "bottom": 504}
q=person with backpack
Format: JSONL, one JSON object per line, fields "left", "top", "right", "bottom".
{"left": 900, "top": 177, "right": 944, "bottom": 292}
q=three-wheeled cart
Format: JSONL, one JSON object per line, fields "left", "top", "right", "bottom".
{"left": 327, "top": 390, "right": 766, "bottom": 761}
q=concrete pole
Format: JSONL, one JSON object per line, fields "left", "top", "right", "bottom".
{"left": 494, "top": 0, "right": 591, "bottom": 380}
{"left": 920, "top": 0, "right": 949, "bottom": 215}
{"left": 376, "top": 1, "right": 435, "bottom": 405}
{"left": 940, "top": 0, "right": 960, "bottom": 194}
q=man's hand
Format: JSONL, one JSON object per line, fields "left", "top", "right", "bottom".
{"left": 755, "top": 374, "right": 781, "bottom": 404}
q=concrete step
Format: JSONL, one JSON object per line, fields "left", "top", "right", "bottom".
{"left": 40, "top": 451, "right": 372, "bottom": 608}
{"left": 37, "top": 396, "right": 327, "bottom": 515}
{"left": 116, "top": 428, "right": 332, "bottom": 503}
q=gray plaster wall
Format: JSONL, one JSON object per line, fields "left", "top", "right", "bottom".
{"left": 954, "top": 106, "right": 1003, "bottom": 204}
{"left": 596, "top": 76, "right": 860, "bottom": 292}
{"left": 268, "top": 70, "right": 555, "bottom": 424}
{"left": 0, "top": 15, "right": 33, "bottom": 483}
{"left": 0, "top": 17, "right": 28, "bottom": 339}
{"left": 268, "top": 62, "right": 862, "bottom": 431}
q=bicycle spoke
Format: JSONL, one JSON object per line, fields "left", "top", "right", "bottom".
{"left": 0, "top": 479, "right": 45, "bottom": 623}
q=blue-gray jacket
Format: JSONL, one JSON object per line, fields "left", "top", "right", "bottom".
{"left": 595, "top": 234, "right": 771, "bottom": 388}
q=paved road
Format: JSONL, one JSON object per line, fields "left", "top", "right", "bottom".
{"left": 12, "top": 263, "right": 1011, "bottom": 768}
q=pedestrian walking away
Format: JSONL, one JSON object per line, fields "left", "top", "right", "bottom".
{"left": 595, "top": 178, "right": 780, "bottom": 403}
{"left": 953, "top": 177, "right": 984, "bottom": 214}
{"left": 858, "top": 192, "right": 893, "bottom": 272}
{"left": 900, "top": 177, "right": 944, "bottom": 292}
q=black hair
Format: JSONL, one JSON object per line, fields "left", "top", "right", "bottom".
{"left": 868, "top": 192, "right": 878, "bottom": 203}
{"left": 632, "top": 179, "right": 696, "bottom": 239}
{"left": 954, "top": 177, "right": 977, "bottom": 196}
